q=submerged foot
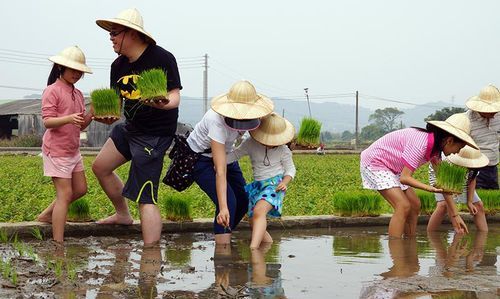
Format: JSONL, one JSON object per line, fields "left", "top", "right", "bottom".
{"left": 96, "top": 213, "right": 133, "bottom": 225}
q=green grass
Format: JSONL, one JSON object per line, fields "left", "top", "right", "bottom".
{"left": 161, "top": 194, "right": 192, "bottom": 221}
{"left": 0, "top": 155, "right": 497, "bottom": 221}
{"left": 297, "top": 117, "right": 322, "bottom": 147}
{"left": 332, "top": 190, "right": 384, "bottom": 217}
{"left": 67, "top": 198, "right": 92, "bottom": 222}
{"left": 434, "top": 162, "right": 468, "bottom": 193}
{"left": 136, "top": 68, "right": 168, "bottom": 101}
{"left": 90, "top": 88, "right": 121, "bottom": 118}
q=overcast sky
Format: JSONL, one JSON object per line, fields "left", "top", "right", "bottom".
{"left": 1, "top": 0, "right": 500, "bottom": 110}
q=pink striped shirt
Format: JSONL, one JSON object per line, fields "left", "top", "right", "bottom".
{"left": 360, "top": 128, "right": 435, "bottom": 174}
{"left": 42, "top": 79, "right": 85, "bottom": 157}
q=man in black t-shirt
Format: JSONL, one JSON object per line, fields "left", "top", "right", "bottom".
{"left": 93, "top": 8, "right": 182, "bottom": 244}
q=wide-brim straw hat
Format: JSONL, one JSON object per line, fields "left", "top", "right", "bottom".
{"left": 465, "top": 84, "right": 500, "bottom": 113}
{"left": 250, "top": 112, "right": 295, "bottom": 146}
{"left": 211, "top": 80, "right": 274, "bottom": 120}
{"left": 48, "top": 46, "right": 92, "bottom": 74}
{"left": 426, "top": 112, "right": 478, "bottom": 150}
{"left": 96, "top": 8, "right": 156, "bottom": 45}
{"left": 447, "top": 145, "right": 489, "bottom": 168}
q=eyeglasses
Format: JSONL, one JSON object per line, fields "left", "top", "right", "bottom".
{"left": 109, "top": 28, "right": 127, "bottom": 37}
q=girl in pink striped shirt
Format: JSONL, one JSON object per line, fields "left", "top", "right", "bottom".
{"left": 360, "top": 113, "right": 478, "bottom": 238}
{"left": 37, "top": 46, "right": 93, "bottom": 243}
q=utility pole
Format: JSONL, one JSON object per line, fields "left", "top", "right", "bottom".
{"left": 355, "top": 90, "right": 359, "bottom": 150}
{"left": 203, "top": 54, "right": 208, "bottom": 113}
{"left": 304, "top": 88, "right": 312, "bottom": 118}
{"left": 282, "top": 108, "right": 285, "bottom": 117}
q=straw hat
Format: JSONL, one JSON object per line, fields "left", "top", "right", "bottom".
{"left": 211, "top": 81, "right": 274, "bottom": 120}
{"left": 426, "top": 113, "right": 478, "bottom": 150}
{"left": 250, "top": 113, "right": 295, "bottom": 146}
{"left": 447, "top": 145, "right": 489, "bottom": 169}
{"left": 465, "top": 84, "right": 500, "bottom": 113}
{"left": 96, "top": 8, "right": 155, "bottom": 45}
{"left": 48, "top": 46, "right": 92, "bottom": 74}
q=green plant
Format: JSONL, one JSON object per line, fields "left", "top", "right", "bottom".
{"left": 90, "top": 88, "right": 121, "bottom": 118}
{"left": 66, "top": 261, "right": 77, "bottom": 282}
{"left": 296, "top": 117, "right": 322, "bottom": 147}
{"left": 0, "top": 229, "right": 8, "bottom": 243}
{"left": 332, "top": 191, "right": 383, "bottom": 217}
{"left": 67, "top": 198, "right": 92, "bottom": 222}
{"left": 416, "top": 190, "right": 436, "bottom": 215}
{"left": 53, "top": 259, "right": 63, "bottom": 279}
{"left": 0, "top": 134, "right": 42, "bottom": 147}
{"left": 434, "top": 162, "right": 467, "bottom": 193}
{"left": 31, "top": 227, "right": 43, "bottom": 241}
{"left": 161, "top": 195, "right": 192, "bottom": 222}
{"left": 477, "top": 190, "right": 500, "bottom": 215}
{"left": 136, "top": 68, "right": 168, "bottom": 101}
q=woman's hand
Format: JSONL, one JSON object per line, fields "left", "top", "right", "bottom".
{"left": 467, "top": 202, "right": 478, "bottom": 215}
{"left": 450, "top": 214, "right": 469, "bottom": 234}
{"left": 217, "top": 208, "right": 230, "bottom": 229}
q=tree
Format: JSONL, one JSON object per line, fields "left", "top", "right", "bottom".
{"left": 360, "top": 124, "right": 384, "bottom": 142}
{"left": 341, "top": 130, "right": 354, "bottom": 141}
{"left": 368, "top": 107, "right": 404, "bottom": 133}
{"left": 425, "top": 107, "right": 466, "bottom": 121}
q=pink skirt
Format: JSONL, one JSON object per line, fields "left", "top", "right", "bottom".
{"left": 42, "top": 153, "right": 84, "bottom": 178}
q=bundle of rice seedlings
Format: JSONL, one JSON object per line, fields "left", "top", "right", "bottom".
{"left": 434, "top": 161, "right": 467, "bottom": 194}
{"left": 67, "top": 198, "right": 92, "bottom": 222}
{"left": 332, "top": 191, "right": 383, "bottom": 217}
{"left": 90, "top": 88, "right": 121, "bottom": 119}
{"left": 297, "top": 117, "right": 322, "bottom": 147}
{"left": 161, "top": 195, "right": 192, "bottom": 222}
{"left": 415, "top": 190, "right": 436, "bottom": 215}
{"left": 136, "top": 68, "right": 169, "bottom": 103}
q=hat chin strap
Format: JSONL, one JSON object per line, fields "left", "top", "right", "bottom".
{"left": 117, "top": 32, "right": 126, "bottom": 56}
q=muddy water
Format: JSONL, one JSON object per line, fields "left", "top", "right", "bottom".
{"left": 0, "top": 226, "right": 499, "bottom": 298}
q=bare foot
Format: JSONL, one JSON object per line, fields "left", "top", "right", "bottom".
{"left": 96, "top": 213, "right": 133, "bottom": 225}
{"left": 36, "top": 214, "right": 52, "bottom": 223}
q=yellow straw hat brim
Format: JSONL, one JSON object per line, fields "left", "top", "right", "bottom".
{"left": 250, "top": 117, "right": 295, "bottom": 146}
{"left": 48, "top": 56, "right": 92, "bottom": 74}
{"left": 447, "top": 152, "right": 489, "bottom": 168}
{"left": 426, "top": 120, "right": 479, "bottom": 150}
{"left": 211, "top": 93, "right": 274, "bottom": 120}
{"left": 96, "top": 19, "right": 156, "bottom": 45}
{"left": 465, "top": 97, "right": 500, "bottom": 113}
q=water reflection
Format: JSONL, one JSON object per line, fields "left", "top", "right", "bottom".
{"left": 247, "top": 244, "right": 286, "bottom": 299}
{"left": 380, "top": 238, "right": 420, "bottom": 278}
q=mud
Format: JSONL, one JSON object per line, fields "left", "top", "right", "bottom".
{"left": 0, "top": 226, "right": 498, "bottom": 298}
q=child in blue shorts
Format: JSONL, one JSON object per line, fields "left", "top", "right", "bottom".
{"left": 227, "top": 113, "right": 296, "bottom": 249}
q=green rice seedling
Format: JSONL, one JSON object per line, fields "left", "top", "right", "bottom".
{"left": 67, "top": 198, "right": 92, "bottom": 222}
{"left": 53, "top": 259, "right": 63, "bottom": 280}
{"left": 296, "top": 117, "right": 322, "bottom": 147}
{"left": 10, "top": 269, "right": 17, "bottom": 286}
{"left": 136, "top": 68, "right": 168, "bottom": 102}
{"left": 416, "top": 190, "right": 436, "bottom": 215}
{"left": 161, "top": 194, "right": 192, "bottom": 222}
{"left": 0, "top": 229, "right": 8, "bottom": 243}
{"left": 2, "top": 259, "right": 11, "bottom": 280}
{"left": 10, "top": 233, "right": 18, "bottom": 246}
{"left": 31, "top": 227, "right": 43, "bottom": 241}
{"left": 90, "top": 88, "right": 121, "bottom": 119}
{"left": 13, "top": 242, "right": 25, "bottom": 257}
{"left": 66, "top": 261, "right": 77, "bottom": 282}
{"left": 332, "top": 191, "right": 383, "bottom": 217}
{"left": 434, "top": 161, "right": 467, "bottom": 194}
{"left": 477, "top": 190, "right": 500, "bottom": 215}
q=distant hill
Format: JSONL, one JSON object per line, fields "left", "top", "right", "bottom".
{"left": 178, "top": 96, "right": 456, "bottom": 133}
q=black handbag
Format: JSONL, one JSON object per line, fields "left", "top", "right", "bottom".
{"left": 162, "top": 133, "right": 202, "bottom": 191}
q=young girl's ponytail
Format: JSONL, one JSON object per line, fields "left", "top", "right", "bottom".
{"left": 47, "top": 64, "right": 66, "bottom": 86}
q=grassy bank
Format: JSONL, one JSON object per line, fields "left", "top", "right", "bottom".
{"left": 0, "top": 155, "right": 497, "bottom": 222}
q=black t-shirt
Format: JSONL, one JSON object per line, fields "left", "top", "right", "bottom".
{"left": 110, "top": 44, "right": 182, "bottom": 136}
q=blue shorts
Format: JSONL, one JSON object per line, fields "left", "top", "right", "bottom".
{"left": 110, "top": 123, "right": 173, "bottom": 205}
{"left": 245, "top": 174, "right": 284, "bottom": 218}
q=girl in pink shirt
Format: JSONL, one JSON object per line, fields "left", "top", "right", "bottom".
{"left": 360, "top": 113, "right": 478, "bottom": 238}
{"left": 37, "top": 46, "right": 93, "bottom": 243}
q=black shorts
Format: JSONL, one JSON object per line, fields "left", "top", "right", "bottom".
{"left": 110, "top": 123, "right": 173, "bottom": 204}
{"left": 476, "top": 165, "right": 499, "bottom": 189}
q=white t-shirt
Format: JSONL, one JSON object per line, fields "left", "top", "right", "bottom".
{"left": 227, "top": 136, "right": 296, "bottom": 181}
{"left": 187, "top": 109, "right": 241, "bottom": 157}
